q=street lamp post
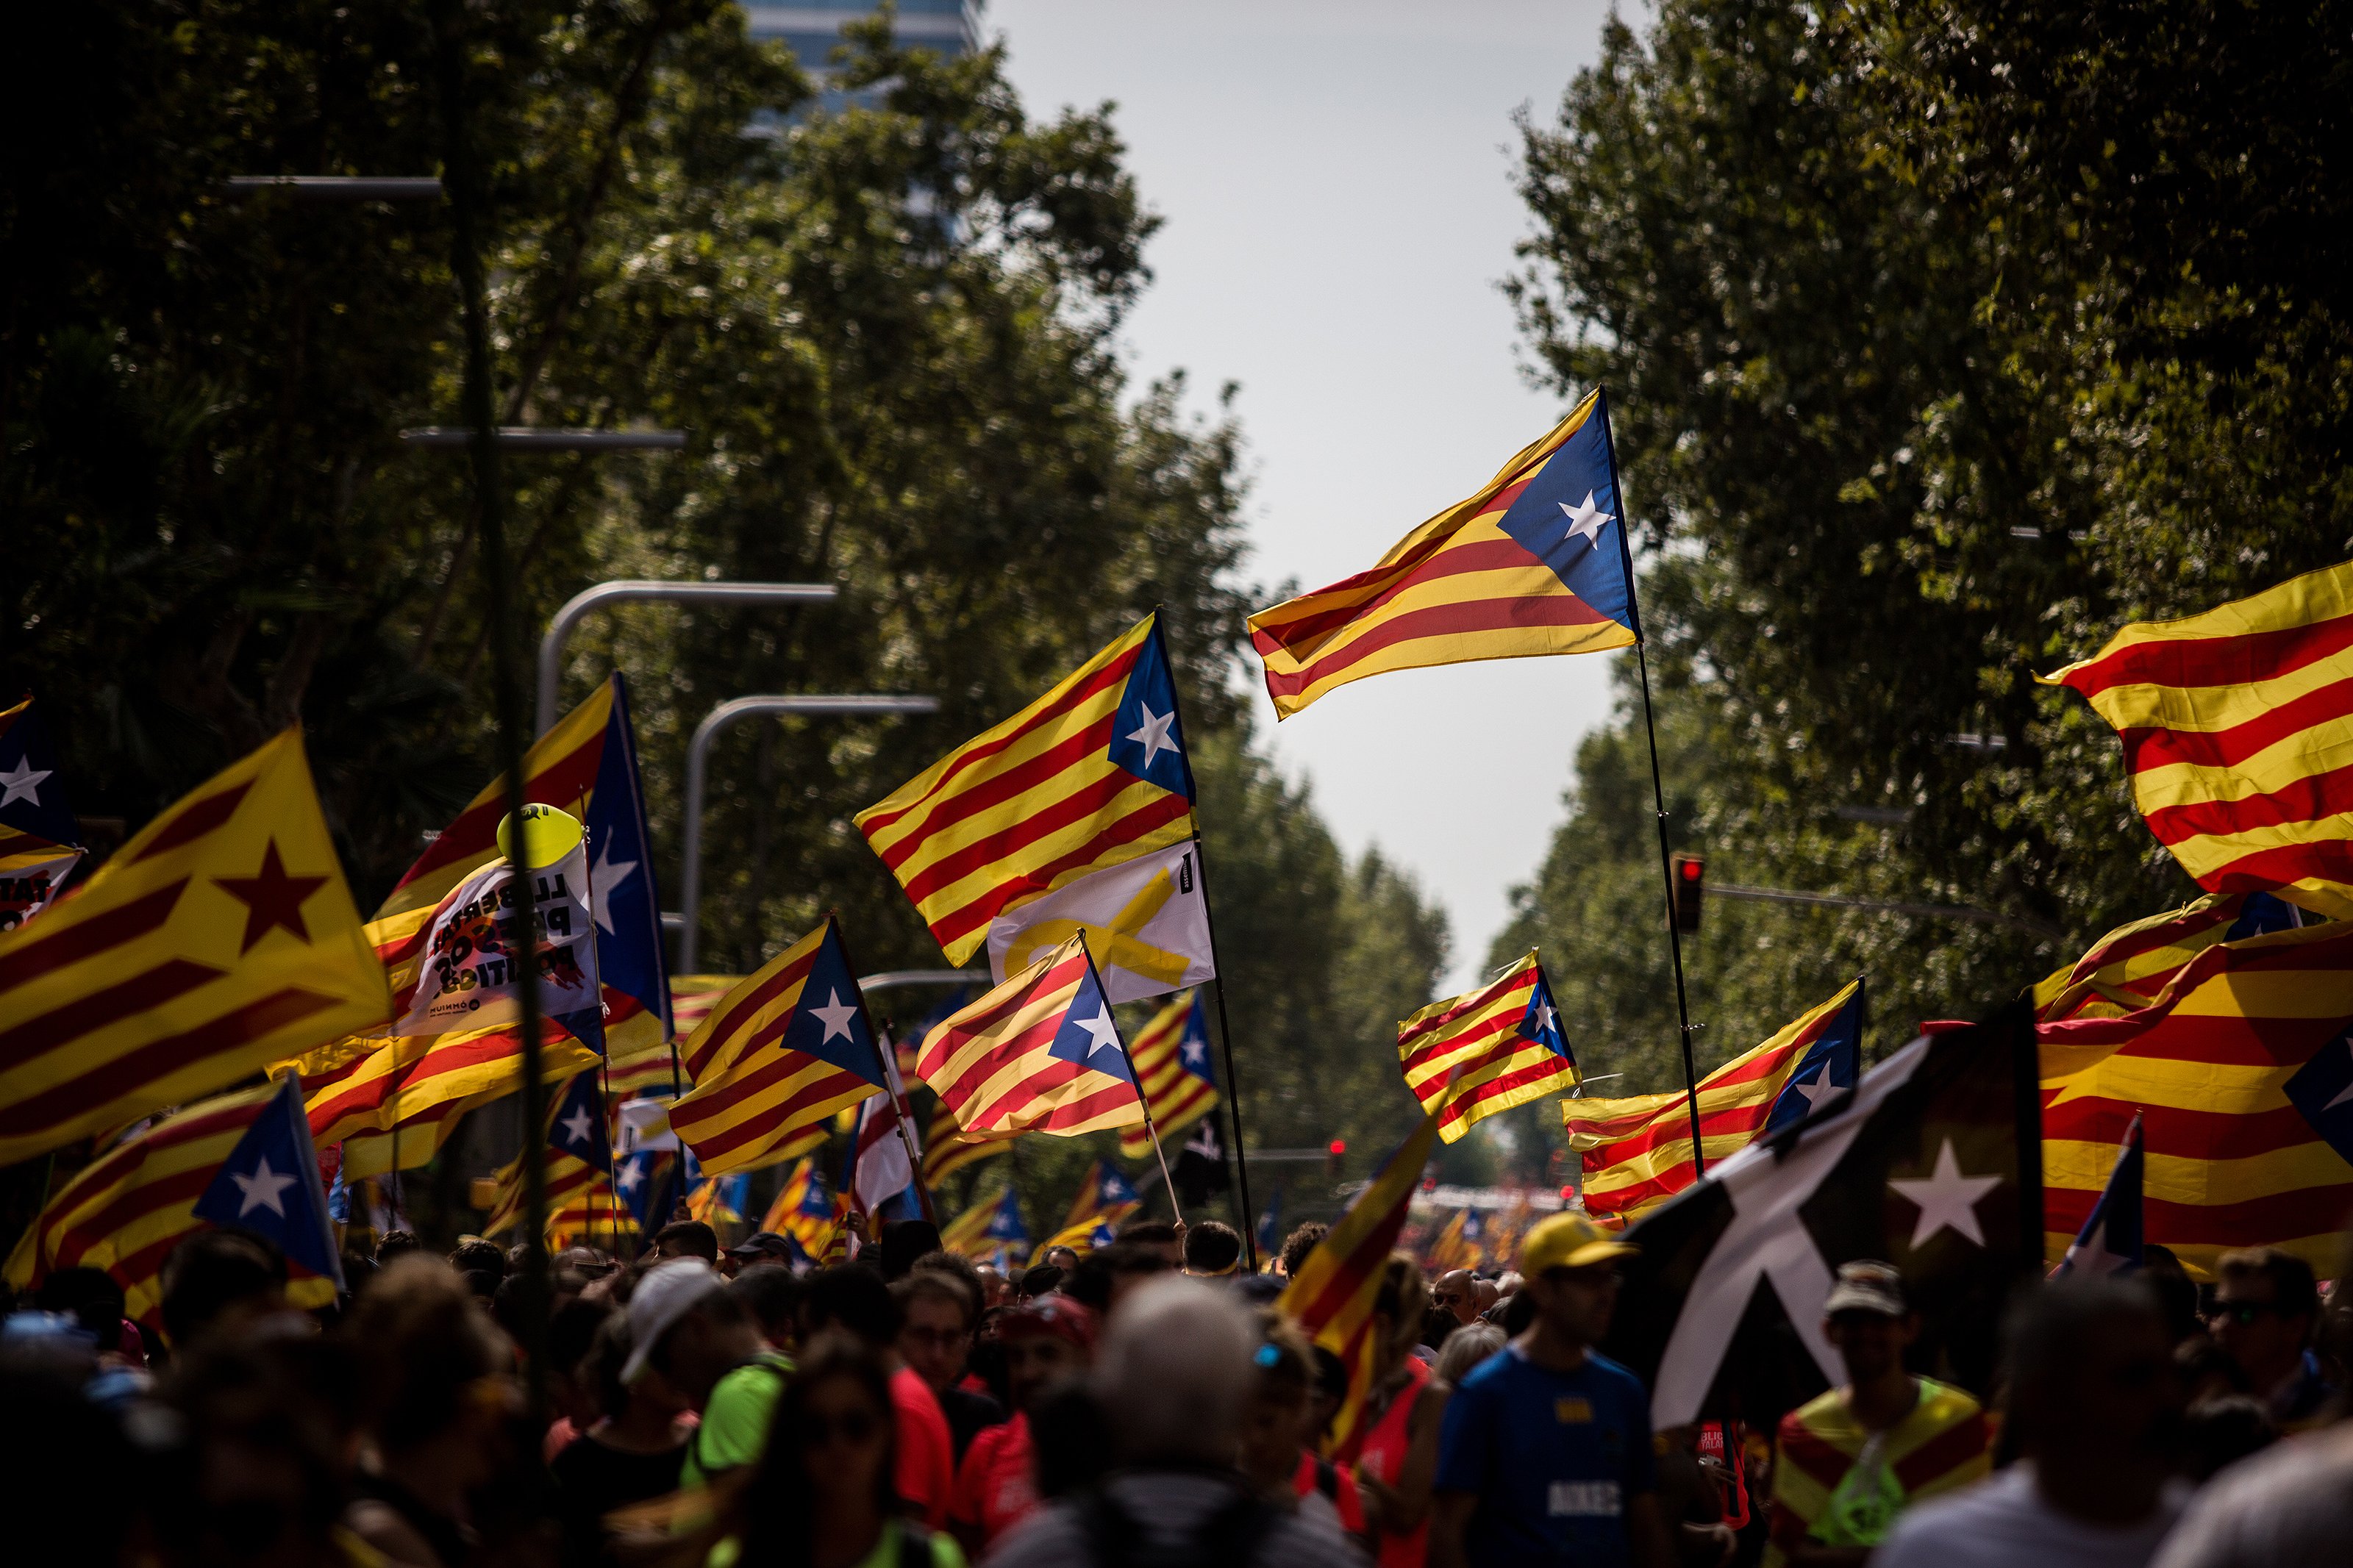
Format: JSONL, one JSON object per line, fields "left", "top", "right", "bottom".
{"left": 534, "top": 581, "right": 839, "bottom": 735}
{"left": 678, "top": 694, "right": 941, "bottom": 972}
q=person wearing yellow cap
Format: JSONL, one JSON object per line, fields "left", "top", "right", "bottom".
{"left": 1429, "top": 1211, "right": 1671, "bottom": 1568}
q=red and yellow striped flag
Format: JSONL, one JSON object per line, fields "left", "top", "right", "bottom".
{"left": 297, "top": 1021, "right": 600, "bottom": 1178}
{"left": 855, "top": 615, "right": 1198, "bottom": 967}
{"left": 0, "top": 730, "right": 390, "bottom": 1164}
{"left": 2040, "top": 917, "right": 2353, "bottom": 1278}
{"left": 1398, "top": 952, "right": 1578, "bottom": 1142}
{"left": 669, "top": 920, "right": 885, "bottom": 1175}
{"left": 1277, "top": 1106, "right": 1442, "bottom": 1458}
{"left": 1118, "top": 990, "right": 1219, "bottom": 1161}
{"left": 2, "top": 1081, "right": 338, "bottom": 1329}
{"left": 1249, "top": 390, "right": 1638, "bottom": 719}
{"left": 2035, "top": 892, "right": 2301, "bottom": 1024}
{"left": 668, "top": 974, "right": 743, "bottom": 1064}
{"left": 918, "top": 936, "right": 1145, "bottom": 1137}
{"left": 1565, "top": 981, "right": 1864, "bottom": 1225}
{"left": 2044, "top": 560, "right": 2353, "bottom": 917}
{"left": 762, "top": 1157, "right": 838, "bottom": 1259}
{"left": 921, "top": 1100, "right": 1016, "bottom": 1189}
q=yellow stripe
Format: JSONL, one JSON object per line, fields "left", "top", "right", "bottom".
{"left": 1277, "top": 620, "right": 1634, "bottom": 718}
{"left": 2077, "top": 639, "right": 2353, "bottom": 736}
{"left": 682, "top": 926, "right": 824, "bottom": 1084}
{"left": 863, "top": 684, "right": 1127, "bottom": 868}
{"left": 2042, "top": 559, "right": 2353, "bottom": 696}
{"left": 2127, "top": 717, "right": 2353, "bottom": 812}
{"left": 2045, "top": 1138, "right": 2353, "bottom": 1207}
{"left": 901, "top": 785, "right": 1193, "bottom": 953}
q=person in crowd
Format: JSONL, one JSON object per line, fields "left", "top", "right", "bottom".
{"left": 1493, "top": 1272, "right": 1523, "bottom": 1301}
{"left": 706, "top": 1333, "right": 966, "bottom": 1568}
{"left": 1309, "top": 1345, "right": 1349, "bottom": 1452}
{"left": 1185, "top": 1221, "right": 1246, "bottom": 1278}
{"left": 1876, "top": 1275, "right": 2188, "bottom": 1568}
{"left": 1471, "top": 1279, "right": 1500, "bottom": 1319}
{"left": 1242, "top": 1311, "right": 1369, "bottom": 1547}
{"left": 1118, "top": 1221, "right": 1185, "bottom": 1268}
{"left": 160, "top": 1231, "right": 293, "bottom": 1352}
{"left": 2173, "top": 1338, "right": 2252, "bottom": 1408}
{"left": 448, "top": 1239, "right": 505, "bottom": 1284}
{"left": 0, "top": 1309, "right": 133, "bottom": 1563}
{"left": 1282, "top": 1223, "right": 1331, "bottom": 1280}
{"left": 2177, "top": 1396, "right": 2274, "bottom": 1483}
{"left": 626, "top": 1257, "right": 785, "bottom": 1492}
{"left": 1432, "top": 1323, "right": 1502, "bottom": 1386}
{"left": 1356, "top": 1258, "right": 1445, "bottom": 1567}
{"left": 340, "top": 1256, "right": 522, "bottom": 1568}
{"left": 655, "top": 1220, "right": 721, "bottom": 1264}
{"left": 1063, "top": 1240, "right": 1173, "bottom": 1316}
{"left": 721, "top": 1233, "right": 799, "bottom": 1276}
{"left": 1431, "top": 1212, "right": 1671, "bottom": 1568}
{"left": 543, "top": 1295, "right": 616, "bottom": 1461}
{"left": 974, "top": 1264, "right": 1011, "bottom": 1310}
{"left": 1432, "top": 1270, "right": 1481, "bottom": 1330}
{"left": 984, "top": 1277, "right": 1361, "bottom": 1568}
{"left": 803, "top": 1264, "right": 957, "bottom": 1528}
{"left": 879, "top": 1220, "right": 946, "bottom": 1281}
{"left": 550, "top": 1314, "right": 696, "bottom": 1567}
{"left": 898, "top": 1269, "right": 1004, "bottom": 1461}
{"left": 376, "top": 1231, "right": 424, "bottom": 1265}
{"left": 948, "top": 1292, "right": 1099, "bottom": 1556}
{"left": 732, "top": 1263, "right": 804, "bottom": 1355}
{"left": 1762, "top": 1261, "right": 1990, "bottom": 1567}
{"left": 2206, "top": 1247, "right": 2333, "bottom": 1428}
{"left": 1015, "top": 1264, "right": 1063, "bottom": 1303}
{"left": 1040, "top": 1245, "right": 1082, "bottom": 1275}
{"left": 33, "top": 1266, "right": 143, "bottom": 1364}
{"left": 143, "top": 1331, "right": 354, "bottom": 1568}
{"left": 2136, "top": 1246, "right": 2204, "bottom": 1349}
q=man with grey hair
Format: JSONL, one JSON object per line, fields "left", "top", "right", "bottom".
{"left": 982, "top": 1275, "right": 1360, "bottom": 1567}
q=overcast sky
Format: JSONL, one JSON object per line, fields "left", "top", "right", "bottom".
{"left": 988, "top": 1, "right": 1621, "bottom": 987}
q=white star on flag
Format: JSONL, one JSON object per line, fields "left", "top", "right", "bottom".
{"left": 591, "top": 839, "right": 638, "bottom": 936}
{"left": 559, "top": 1103, "right": 598, "bottom": 1149}
{"left": 617, "top": 1161, "right": 644, "bottom": 1192}
{"left": 1124, "top": 704, "right": 1181, "bottom": 768}
{"left": 1180, "top": 1034, "right": 1209, "bottom": 1067}
{"left": 230, "top": 1155, "right": 299, "bottom": 1219}
{"left": 808, "top": 989, "right": 860, "bottom": 1045}
{"left": 1790, "top": 1059, "right": 1840, "bottom": 1113}
{"left": 0, "top": 759, "right": 50, "bottom": 809}
{"left": 1535, "top": 999, "right": 1560, "bottom": 1038}
{"left": 1888, "top": 1137, "right": 2003, "bottom": 1249}
{"left": 1558, "top": 491, "right": 1615, "bottom": 548}
{"left": 1075, "top": 1006, "right": 1124, "bottom": 1070}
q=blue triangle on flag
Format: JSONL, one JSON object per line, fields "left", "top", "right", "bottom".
{"left": 1047, "top": 960, "right": 1132, "bottom": 1084}
{"left": 548, "top": 1070, "right": 612, "bottom": 1174}
{"left": 1764, "top": 984, "right": 1866, "bottom": 1135}
{"left": 1106, "top": 619, "right": 1196, "bottom": 800}
{"left": 1177, "top": 995, "right": 1218, "bottom": 1086}
{"left": 0, "top": 697, "right": 84, "bottom": 848}
{"left": 585, "top": 674, "right": 672, "bottom": 1036}
{"left": 193, "top": 1075, "right": 344, "bottom": 1290}
{"left": 779, "top": 922, "right": 885, "bottom": 1084}
{"left": 1517, "top": 962, "right": 1572, "bottom": 1062}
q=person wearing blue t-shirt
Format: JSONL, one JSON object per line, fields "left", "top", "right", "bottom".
{"left": 1432, "top": 1211, "right": 1672, "bottom": 1568}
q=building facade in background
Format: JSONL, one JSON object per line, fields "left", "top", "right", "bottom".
{"left": 745, "top": 2, "right": 984, "bottom": 104}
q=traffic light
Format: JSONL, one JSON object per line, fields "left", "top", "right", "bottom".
{"left": 1326, "top": 1138, "right": 1346, "bottom": 1179}
{"left": 1671, "top": 853, "right": 1705, "bottom": 934}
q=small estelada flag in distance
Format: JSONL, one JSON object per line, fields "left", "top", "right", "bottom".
{"left": 922, "top": 1099, "right": 1016, "bottom": 1191}
{"left": 0, "top": 729, "right": 391, "bottom": 1165}
{"left": 1120, "top": 989, "right": 1219, "bottom": 1161}
{"left": 858, "top": 613, "right": 1207, "bottom": 997}
{"left": 918, "top": 934, "right": 1146, "bottom": 1138}
{"left": 1604, "top": 1003, "right": 2040, "bottom": 1431}
{"left": 192, "top": 1071, "right": 346, "bottom": 1293}
{"left": 2054, "top": 1112, "right": 2143, "bottom": 1278}
{"left": 479, "top": 1068, "right": 614, "bottom": 1239}
{"left": 0, "top": 695, "right": 85, "bottom": 934}
{"left": 1059, "top": 1159, "right": 1143, "bottom": 1236}
{"left": 1397, "top": 951, "right": 1578, "bottom": 1142}
{"left": 670, "top": 917, "right": 887, "bottom": 1175}
{"left": 1249, "top": 387, "right": 1638, "bottom": 720}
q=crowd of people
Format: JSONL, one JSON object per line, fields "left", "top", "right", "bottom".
{"left": 3, "top": 1206, "right": 2349, "bottom": 1568}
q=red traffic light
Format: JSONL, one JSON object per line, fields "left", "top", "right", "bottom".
{"left": 1671, "top": 853, "right": 1705, "bottom": 934}
{"left": 1679, "top": 856, "right": 1704, "bottom": 881}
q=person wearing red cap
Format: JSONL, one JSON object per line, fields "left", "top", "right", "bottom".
{"left": 948, "top": 1293, "right": 1099, "bottom": 1556}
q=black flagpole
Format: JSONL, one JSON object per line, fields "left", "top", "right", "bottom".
{"left": 1597, "top": 392, "right": 1708, "bottom": 1181}
{"left": 1153, "top": 614, "right": 1263, "bottom": 1271}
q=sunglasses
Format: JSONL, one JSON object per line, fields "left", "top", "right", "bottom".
{"left": 799, "top": 1407, "right": 885, "bottom": 1446}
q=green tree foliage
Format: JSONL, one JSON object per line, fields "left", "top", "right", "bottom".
{"left": 1, "top": 2, "right": 1447, "bottom": 1223}
{"left": 1496, "top": 1, "right": 2352, "bottom": 1123}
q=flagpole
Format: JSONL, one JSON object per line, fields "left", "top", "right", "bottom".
{"left": 1113, "top": 1020, "right": 1186, "bottom": 1226}
{"left": 1154, "top": 612, "right": 1262, "bottom": 1271}
{"left": 1597, "top": 393, "right": 1708, "bottom": 1182}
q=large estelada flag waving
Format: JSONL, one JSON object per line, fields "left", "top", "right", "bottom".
{"left": 1249, "top": 387, "right": 1638, "bottom": 719}
{"left": 0, "top": 730, "right": 390, "bottom": 1164}
{"left": 2043, "top": 559, "right": 2353, "bottom": 919}
{"left": 919, "top": 934, "right": 1146, "bottom": 1138}
{"left": 2034, "top": 892, "right": 2300, "bottom": 1023}
{"left": 1604, "top": 1004, "right": 2040, "bottom": 1430}
{"left": 1397, "top": 951, "right": 1578, "bottom": 1142}
{"left": 857, "top": 614, "right": 1213, "bottom": 1003}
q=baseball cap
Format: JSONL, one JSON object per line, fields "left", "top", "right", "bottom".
{"left": 1823, "top": 1260, "right": 1907, "bottom": 1318}
{"left": 1519, "top": 1211, "right": 1639, "bottom": 1276}
{"left": 621, "top": 1257, "right": 727, "bottom": 1383}
{"left": 725, "top": 1231, "right": 799, "bottom": 1263}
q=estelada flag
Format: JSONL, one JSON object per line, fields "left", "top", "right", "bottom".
{"left": 2040, "top": 917, "right": 2353, "bottom": 1278}
{"left": 2043, "top": 559, "right": 2353, "bottom": 919}
{"left": 4, "top": 1073, "right": 343, "bottom": 1332}
{"left": 941, "top": 1184, "right": 1027, "bottom": 1263}
{"left": 1059, "top": 1159, "right": 1143, "bottom": 1235}
{"left": 1249, "top": 388, "right": 1638, "bottom": 719}
{"left": 0, "top": 695, "right": 85, "bottom": 934}
{"left": 918, "top": 934, "right": 1146, "bottom": 1138}
{"left": 1566, "top": 981, "right": 1864, "bottom": 1225}
{"left": 857, "top": 614, "right": 1204, "bottom": 990}
{"left": 1398, "top": 951, "right": 1578, "bottom": 1142}
{"left": 1278, "top": 1105, "right": 1444, "bottom": 1458}
{"left": 922, "top": 1100, "right": 1016, "bottom": 1190}
{"left": 479, "top": 1068, "right": 613, "bottom": 1238}
{"left": 2033, "top": 891, "right": 2300, "bottom": 1023}
{"left": 763, "top": 1157, "right": 839, "bottom": 1259}
{"left": 670, "top": 917, "right": 887, "bottom": 1175}
{"left": 1119, "top": 989, "right": 1219, "bottom": 1161}
{"left": 0, "top": 730, "right": 390, "bottom": 1164}
{"left": 296, "top": 1019, "right": 601, "bottom": 1178}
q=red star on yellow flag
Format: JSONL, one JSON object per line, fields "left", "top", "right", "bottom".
{"left": 213, "top": 842, "right": 329, "bottom": 953}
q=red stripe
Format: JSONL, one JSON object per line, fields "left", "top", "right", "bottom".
{"left": 675, "top": 1048, "right": 870, "bottom": 1128}
{"left": 1401, "top": 1010, "right": 1521, "bottom": 1077}
{"left": 684, "top": 1071, "right": 868, "bottom": 1161}
{"left": 878, "top": 712, "right": 1124, "bottom": 878}
{"left": 924, "top": 793, "right": 1195, "bottom": 953}
{"left": 1774, "top": 1424, "right": 1854, "bottom": 1490}
{"left": 1580, "top": 1095, "right": 1777, "bottom": 1175}
{"left": 2197, "top": 837, "right": 2353, "bottom": 896}
{"left": 1252, "top": 536, "right": 1543, "bottom": 654}
{"left": 919, "top": 961, "right": 1088, "bottom": 1078}
{"left": 860, "top": 649, "right": 1139, "bottom": 840}
{"left": 1399, "top": 970, "right": 1532, "bottom": 1046}
{"left": 1026, "top": 1079, "right": 1144, "bottom": 1133}
{"left": 2043, "top": 1181, "right": 2353, "bottom": 1245}
{"left": 128, "top": 781, "right": 255, "bottom": 864}
{"left": 1439, "top": 1054, "right": 1575, "bottom": 1129}
{"left": 1890, "top": 1414, "right": 1990, "bottom": 1491}
{"left": 2061, "top": 611, "right": 2353, "bottom": 703}
{"left": 1293, "top": 1200, "right": 1415, "bottom": 1330}
{"left": 1261, "top": 593, "right": 1615, "bottom": 699}
{"left": 2044, "top": 1095, "right": 2340, "bottom": 1163}
{"left": 0, "top": 987, "right": 345, "bottom": 1136}
{"left": 0, "top": 956, "right": 225, "bottom": 1074}
{"left": 0, "top": 879, "right": 188, "bottom": 995}
{"left": 2121, "top": 675, "right": 2353, "bottom": 778}
{"left": 2140, "top": 759, "right": 2353, "bottom": 847}
{"left": 51, "top": 1163, "right": 228, "bottom": 1271}
{"left": 683, "top": 948, "right": 815, "bottom": 1080}
{"left": 388, "top": 730, "right": 606, "bottom": 897}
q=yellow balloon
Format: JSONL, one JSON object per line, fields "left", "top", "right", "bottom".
{"left": 496, "top": 803, "right": 583, "bottom": 870}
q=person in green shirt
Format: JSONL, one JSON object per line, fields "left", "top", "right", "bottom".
{"left": 621, "top": 1257, "right": 793, "bottom": 1491}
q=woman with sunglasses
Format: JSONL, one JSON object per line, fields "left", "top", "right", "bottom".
{"left": 707, "top": 1333, "right": 966, "bottom": 1568}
